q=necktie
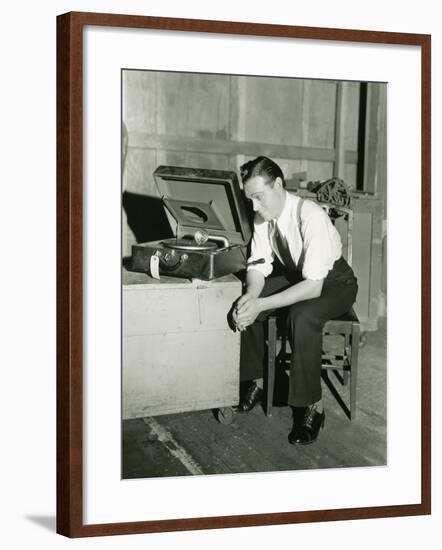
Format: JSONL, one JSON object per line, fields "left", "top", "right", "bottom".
{"left": 272, "top": 222, "right": 298, "bottom": 272}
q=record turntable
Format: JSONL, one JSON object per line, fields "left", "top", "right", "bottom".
{"left": 130, "top": 165, "right": 252, "bottom": 280}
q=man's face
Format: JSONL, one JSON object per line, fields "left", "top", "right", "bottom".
{"left": 244, "top": 175, "right": 285, "bottom": 222}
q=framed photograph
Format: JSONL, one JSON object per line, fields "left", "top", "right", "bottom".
{"left": 57, "top": 11, "right": 431, "bottom": 537}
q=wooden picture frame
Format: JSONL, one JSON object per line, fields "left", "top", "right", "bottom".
{"left": 57, "top": 11, "right": 431, "bottom": 537}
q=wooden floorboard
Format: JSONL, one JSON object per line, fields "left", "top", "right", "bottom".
{"left": 122, "top": 321, "right": 387, "bottom": 479}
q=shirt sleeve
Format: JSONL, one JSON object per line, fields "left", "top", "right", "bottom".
{"left": 247, "top": 215, "right": 274, "bottom": 278}
{"left": 301, "top": 203, "right": 342, "bottom": 280}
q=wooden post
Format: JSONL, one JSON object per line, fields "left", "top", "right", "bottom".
{"left": 363, "top": 83, "right": 381, "bottom": 194}
{"left": 334, "top": 81, "right": 347, "bottom": 179}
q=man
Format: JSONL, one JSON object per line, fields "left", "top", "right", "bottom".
{"left": 233, "top": 156, "right": 358, "bottom": 445}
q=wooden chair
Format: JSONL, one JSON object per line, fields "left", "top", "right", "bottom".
{"left": 265, "top": 203, "right": 361, "bottom": 420}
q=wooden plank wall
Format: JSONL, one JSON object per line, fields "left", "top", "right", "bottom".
{"left": 122, "top": 70, "right": 387, "bottom": 329}
{"left": 123, "top": 71, "right": 361, "bottom": 198}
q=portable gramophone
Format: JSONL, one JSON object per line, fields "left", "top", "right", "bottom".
{"left": 130, "top": 166, "right": 252, "bottom": 280}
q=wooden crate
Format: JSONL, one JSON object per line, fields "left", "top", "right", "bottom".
{"left": 122, "top": 270, "right": 241, "bottom": 418}
{"left": 294, "top": 190, "right": 383, "bottom": 332}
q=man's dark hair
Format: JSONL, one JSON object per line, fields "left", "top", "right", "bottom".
{"left": 240, "top": 156, "right": 286, "bottom": 188}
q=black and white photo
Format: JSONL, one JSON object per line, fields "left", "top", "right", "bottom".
{"left": 121, "top": 69, "right": 387, "bottom": 479}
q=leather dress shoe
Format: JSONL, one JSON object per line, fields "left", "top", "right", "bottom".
{"left": 288, "top": 405, "right": 325, "bottom": 445}
{"left": 237, "top": 383, "right": 263, "bottom": 413}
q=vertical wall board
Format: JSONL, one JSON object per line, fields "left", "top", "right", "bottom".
{"left": 381, "top": 235, "right": 387, "bottom": 297}
{"left": 240, "top": 76, "right": 304, "bottom": 146}
{"left": 306, "top": 160, "right": 334, "bottom": 181}
{"left": 123, "top": 70, "right": 157, "bottom": 134}
{"left": 299, "top": 79, "right": 312, "bottom": 176}
{"left": 123, "top": 71, "right": 162, "bottom": 255}
{"left": 229, "top": 76, "right": 245, "bottom": 173}
{"left": 363, "top": 83, "right": 384, "bottom": 195}
{"left": 228, "top": 76, "right": 240, "bottom": 171}
{"left": 333, "top": 81, "right": 346, "bottom": 179}
{"left": 369, "top": 210, "right": 384, "bottom": 323}
{"left": 227, "top": 76, "right": 236, "bottom": 140}
{"left": 351, "top": 212, "right": 372, "bottom": 325}
{"left": 307, "top": 79, "right": 337, "bottom": 148}
{"left": 373, "top": 84, "right": 386, "bottom": 315}
{"left": 344, "top": 163, "right": 357, "bottom": 189}
{"left": 156, "top": 72, "right": 230, "bottom": 139}
{"left": 334, "top": 217, "right": 349, "bottom": 263}
{"left": 231, "top": 76, "right": 247, "bottom": 142}
{"left": 344, "top": 82, "right": 360, "bottom": 151}
{"left": 379, "top": 83, "right": 387, "bottom": 307}
{"left": 377, "top": 84, "right": 388, "bottom": 218}
{"left": 123, "top": 148, "right": 158, "bottom": 195}
{"left": 231, "top": 76, "right": 248, "bottom": 182}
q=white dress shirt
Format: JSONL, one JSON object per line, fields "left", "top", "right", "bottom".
{"left": 247, "top": 192, "right": 342, "bottom": 281}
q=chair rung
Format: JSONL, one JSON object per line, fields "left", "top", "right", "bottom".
{"left": 279, "top": 352, "right": 349, "bottom": 362}
{"left": 322, "top": 353, "right": 348, "bottom": 361}
{"left": 322, "top": 356, "right": 350, "bottom": 367}
{"left": 321, "top": 362, "right": 346, "bottom": 370}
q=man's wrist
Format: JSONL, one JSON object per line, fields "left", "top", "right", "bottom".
{"left": 245, "top": 287, "right": 259, "bottom": 299}
{"left": 256, "top": 297, "right": 266, "bottom": 313}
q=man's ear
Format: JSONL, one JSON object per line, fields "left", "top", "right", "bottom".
{"left": 274, "top": 176, "right": 283, "bottom": 190}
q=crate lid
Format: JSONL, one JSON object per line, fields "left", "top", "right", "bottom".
{"left": 153, "top": 165, "right": 252, "bottom": 246}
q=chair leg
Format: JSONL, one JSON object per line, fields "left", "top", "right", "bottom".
{"left": 350, "top": 322, "right": 360, "bottom": 420}
{"left": 343, "top": 333, "right": 350, "bottom": 386}
{"left": 266, "top": 317, "right": 277, "bottom": 417}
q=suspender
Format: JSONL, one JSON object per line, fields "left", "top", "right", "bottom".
{"left": 296, "top": 198, "right": 305, "bottom": 238}
{"left": 296, "top": 198, "right": 305, "bottom": 271}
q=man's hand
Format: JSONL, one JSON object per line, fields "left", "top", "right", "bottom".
{"left": 232, "top": 271, "right": 265, "bottom": 331}
{"left": 232, "top": 308, "right": 245, "bottom": 331}
{"left": 235, "top": 293, "right": 262, "bottom": 329}
{"left": 232, "top": 297, "right": 247, "bottom": 331}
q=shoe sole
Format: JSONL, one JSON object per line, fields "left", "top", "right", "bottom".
{"left": 234, "top": 402, "right": 262, "bottom": 413}
{"left": 288, "top": 415, "right": 325, "bottom": 445}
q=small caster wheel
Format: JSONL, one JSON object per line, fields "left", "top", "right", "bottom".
{"left": 358, "top": 332, "right": 367, "bottom": 349}
{"left": 216, "top": 407, "right": 234, "bottom": 425}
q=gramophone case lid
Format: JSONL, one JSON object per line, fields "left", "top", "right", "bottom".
{"left": 153, "top": 165, "right": 252, "bottom": 246}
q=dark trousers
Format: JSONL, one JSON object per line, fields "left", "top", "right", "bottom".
{"left": 240, "top": 257, "right": 358, "bottom": 407}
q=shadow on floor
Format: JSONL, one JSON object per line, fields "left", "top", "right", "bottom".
{"left": 24, "top": 515, "right": 56, "bottom": 532}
